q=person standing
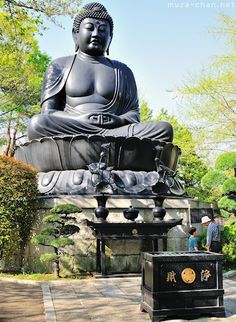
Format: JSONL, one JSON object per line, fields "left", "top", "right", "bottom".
{"left": 201, "top": 216, "right": 221, "bottom": 253}
{"left": 188, "top": 227, "right": 199, "bottom": 251}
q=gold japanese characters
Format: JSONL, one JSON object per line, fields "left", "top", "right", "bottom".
{"left": 166, "top": 267, "right": 212, "bottom": 285}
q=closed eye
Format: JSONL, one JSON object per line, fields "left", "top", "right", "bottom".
{"left": 84, "top": 23, "right": 94, "bottom": 31}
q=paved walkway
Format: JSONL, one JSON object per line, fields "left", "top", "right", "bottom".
{"left": 0, "top": 280, "right": 45, "bottom": 321}
{"left": 0, "top": 275, "right": 236, "bottom": 322}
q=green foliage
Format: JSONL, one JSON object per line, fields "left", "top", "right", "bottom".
{"left": 222, "top": 177, "right": 236, "bottom": 194}
{"left": 201, "top": 151, "right": 236, "bottom": 216}
{"left": 215, "top": 152, "right": 236, "bottom": 171}
{"left": 31, "top": 203, "right": 81, "bottom": 278}
{"left": 43, "top": 214, "right": 64, "bottom": 224}
{"left": 0, "top": 272, "right": 56, "bottom": 280}
{"left": 40, "top": 253, "right": 59, "bottom": 263}
{"left": 61, "top": 225, "right": 80, "bottom": 236}
{"left": 0, "top": 1, "right": 83, "bottom": 154}
{"left": 180, "top": 14, "right": 236, "bottom": 159}
{"left": 201, "top": 170, "right": 227, "bottom": 190}
{"left": 51, "top": 204, "right": 82, "bottom": 215}
{"left": 0, "top": 272, "right": 90, "bottom": 280}
{"left": 2, "top": 0, "right": 82, "bottom": 24}
{"left": 140, "top": 98, "right": 153, "bottom": 122}
{"left": 40, "top": 227, "right": 59, "bottom": 236}
{"left": 197, "top": 229, "right": 207, "bottom": 250}
{"left": 156, "top": 109, "right": 208, "bottom": 200}
{"left": 222, "top": 242, "right": 236, "bottom": 267}
{"left": 51, "top": 237, "right": 74, "bottom": 248}
{"left": 0, "top": 8, "right": 51, "bottom": 156}
{"left": 221, "top": 217, "right": 236, "bottom": 268}
{"left": 218, "top": 196, "right": 236, "bottom": 213}
{"left": 0, "top": 156, "right": 38, "bottom": 267}
{"left": 31, "top": 235, "right": 51, "bottom": 246}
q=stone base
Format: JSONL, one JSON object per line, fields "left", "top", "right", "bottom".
{"left": 25, "top": 216, "right": 154, "bottom": 274}
{"left": 19, "top": 197, "right": 215, "bottom": 274}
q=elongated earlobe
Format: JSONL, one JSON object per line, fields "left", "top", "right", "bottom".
{"left": 106, "top": 36, "right": 112, "bottom": 56}
{"left": 72, "top": 30, "right": 79, "bottom": 52}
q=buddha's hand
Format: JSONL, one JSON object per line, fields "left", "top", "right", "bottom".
{"left": 80, "top": 113, "right": 125, "bottom": 128}
{"left": 100, "top": 113, "right": 125, "bottom": 128}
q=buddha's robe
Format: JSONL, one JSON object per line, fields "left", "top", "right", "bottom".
{"left": 28, "top": 55, "right": 173, "bottom": 142}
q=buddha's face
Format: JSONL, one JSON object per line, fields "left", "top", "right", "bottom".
{"left": 75, "top": 18, "right": 111, "bottom": 56}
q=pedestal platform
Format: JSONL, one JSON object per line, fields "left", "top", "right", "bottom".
{"left": 15, "top": 135, "right": 184, "bottom": 197}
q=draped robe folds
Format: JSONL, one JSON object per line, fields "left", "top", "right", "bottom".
{"left": 28, "top": 54, "right": 173, "bottom": 142}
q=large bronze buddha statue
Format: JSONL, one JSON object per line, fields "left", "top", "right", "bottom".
{"left": 16, "top": 2, "right": 184, "bottom": 200}
{"left": 28, "top": 2, "right": 173, "bottom": 142}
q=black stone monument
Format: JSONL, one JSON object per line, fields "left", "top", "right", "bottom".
{"left": 141, "top": 251, "right": 225, "bottom": 321}
{"left": 15, "top": 2, "right": 184, "bottom": 213}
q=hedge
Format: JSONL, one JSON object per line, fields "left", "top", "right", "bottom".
{"left": 0, "top": 156, "right": 38, "bottom": 269}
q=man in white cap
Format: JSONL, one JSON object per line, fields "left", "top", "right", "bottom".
{"left": 201, "top": 215, "right": 221, "bottom": 253}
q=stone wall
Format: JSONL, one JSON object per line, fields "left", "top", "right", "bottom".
{"left": 23, "top": 197, "right": 215, "bottom": 274}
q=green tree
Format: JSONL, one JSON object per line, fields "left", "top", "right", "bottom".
{"left": 156, "top": 109, "right": 208, "bottom": 200}
{"left": 201, "top": 152, "right": 236, "bottom": 215}
{"left": 181, "top": 14, "right": 236, "bottom": 158}
{"left": 31, "top": 204, "right": 81, "bottom": 278}
{"left": 0, "top": 9, "right": 50, "bottom": 156}
{"left": 1, "top": 0, "right": 82, "bottom": 24}
{"left": 0, "top": 0, "right": 83, "bottom": 154}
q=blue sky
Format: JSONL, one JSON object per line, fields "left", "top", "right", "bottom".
{"left": 37, "top": 0, "right": 236, "bottom": 118}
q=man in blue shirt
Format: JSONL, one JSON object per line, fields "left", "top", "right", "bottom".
{"left": 188, "top": 227, "right": 199, "bottom": 251}
{"left": 201, "top": 215, "right": 221, "bottom": 253}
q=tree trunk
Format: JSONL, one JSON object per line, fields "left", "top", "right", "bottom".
{"left": 54, "top": 249, "right": 61, "bottom": 278}
{"left": 9, "top": 126, "right": 18, "bottom": 157}
{"left": 4, "top": 119, "right": 11, "bottom": 156}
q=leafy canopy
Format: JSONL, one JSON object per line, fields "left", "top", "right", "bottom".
{"left": 1, "top": 0, "right": 82, "bottom": 24}
{"left": 0, "top": 8, "right": 50, "bottom": 156}
{"left": 180, "top": 14, "right": 236, "bottom": 160}
{"left": 201, "top": 151, "right": 236, "bottom": 216}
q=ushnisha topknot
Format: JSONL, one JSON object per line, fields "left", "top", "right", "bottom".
{"left": 72, "top": 2, "right": 114, "bottom": 36}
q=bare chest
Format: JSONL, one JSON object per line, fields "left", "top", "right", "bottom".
{"left": 65, "top": 59, "right": 116, "bottom": 100}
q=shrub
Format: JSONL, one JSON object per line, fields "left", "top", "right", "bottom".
{"left": 221, "top": 217, "right": 236, "bottom": 269}
{"left": 201, "top": 151, "right": 236, "bottom": 219}
{"left": 201, "top": 170, "right": 227, "bottom": 191}
{"left": 222, "top": 177, "right": 236, "bottom": 195}
{"left": 215, "top": 152, "right": 236, "bottom": 171}
{"left": 0, "top": 156, "right": 38, "bottom": 269}
{"left": 218, "top": 196, "right": 236, "bottom": 214}
{"left": 31, "top": 204, "right": 81, "bottom": 278}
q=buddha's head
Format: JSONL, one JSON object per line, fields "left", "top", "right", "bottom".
{"left": 72, "top": 2, "right": 113, "bottom": 56}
